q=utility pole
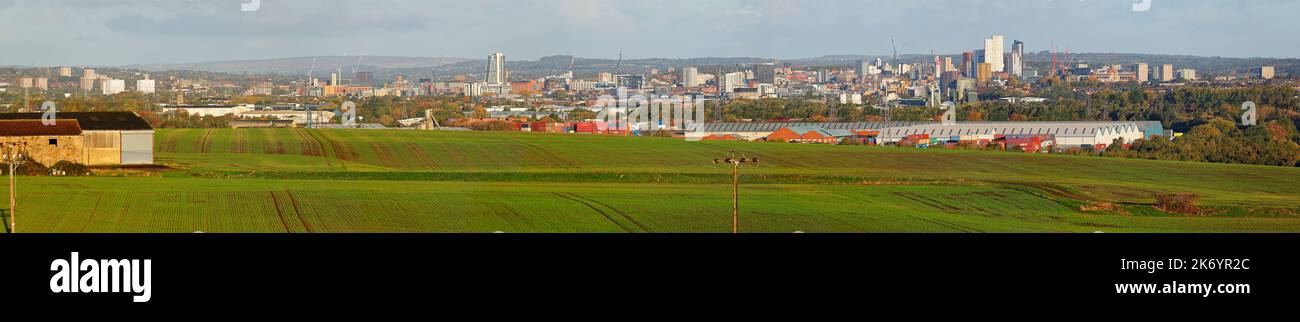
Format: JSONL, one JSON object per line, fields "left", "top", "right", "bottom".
{"left": 713, "top": 151, "right": 757, "bottom": 233}
{"left": 3, "top": 142, "right": 27, "bottom": 233}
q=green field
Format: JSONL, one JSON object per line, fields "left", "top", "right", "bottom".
{"left": 7, "top": 128, "right": 1300, "bottom": 233}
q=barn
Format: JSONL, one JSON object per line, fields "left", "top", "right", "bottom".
{"left": 0, "top": 112, "right": 154, "bottom": 166}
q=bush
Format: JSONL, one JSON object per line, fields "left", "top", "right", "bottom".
{"left": 1154, "top": 193, "right": 1201, "bottom": 215}
{"left": 50, "top": 161, "right": 91, "bottom": 176}
{"left": 0, "top": 159, "right": 48, "bottom": 176}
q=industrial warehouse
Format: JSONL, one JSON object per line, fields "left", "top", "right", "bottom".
{"left": 687, "top": 121, "right": 1164, "bottom": 150}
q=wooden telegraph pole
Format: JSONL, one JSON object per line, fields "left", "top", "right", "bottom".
{"left": 714, "top": 151, "right": 757, "bottom": 233}
{"left": 3, "top": 142, "right": 26, "bottom": 234}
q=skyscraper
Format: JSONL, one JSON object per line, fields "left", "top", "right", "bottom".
{"left": 137, "top": 79, "right": 156, "bottom": 94}
{"left": 485, "top": 52, "right": 506, "bottom": 85}
{"left": 976, "top": 63, "right": 992, "bottom": 84}
{"left": 682, "top": 67, "right": 700, "bottom": 87}
{"left": 754, "top": 63, "right": 777, "bottom": 84}
{"left": 1135, "top": 63, "right": 1149, "bottom": 82}
{"left": 1161, "top": 64, "right": 1175, "bottom": 82}
{"left": 962, "top": 51, "right": 974, "bottom": 77}
{"left": 984, "top": 35, "right": 1005, "bottom": 73}
{"left": 1010, "top": 40, "right": 1024, "bottom": 78}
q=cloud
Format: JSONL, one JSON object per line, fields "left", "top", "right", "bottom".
{"left": 0, "top": 0, "right": 1296, "bottom": 66}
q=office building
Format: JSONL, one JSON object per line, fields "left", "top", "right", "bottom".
{"left": 1010, "top": 40, "right": 1024, "bottom": 78}
{"left": 984, "top": 35, "right": 1005, "bottom": 73}
{"left": 682, "top": 67, "right": 700, "bottom": 87}
{"left": 1258, "top": 66, "right": 1275, "bottom": 80}
{"left": 103, "top": 79, "right": 125, "bottom": 95}
{"left": 137, "top": 79, "right": 156, "bottom": 94}
{"left": 486, "top": 52, "right": 506, "bottom": 85}
{"left": 976, "top": 63, "right": 992, "bottom": 84}
{"left": 754, "top": 63, "right": 777, "bottom": 85}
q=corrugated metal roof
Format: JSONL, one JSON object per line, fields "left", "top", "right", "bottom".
{"left": 700, "top": 121, "right": 1160, "bottom": 140}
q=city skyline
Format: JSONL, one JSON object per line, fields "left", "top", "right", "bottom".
{"left": 0, "top": 0, "right": 1297, "bottom": 66}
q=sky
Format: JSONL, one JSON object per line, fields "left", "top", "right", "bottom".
{"left": 0, "top": 0, "right": 1296, "bottom": 66}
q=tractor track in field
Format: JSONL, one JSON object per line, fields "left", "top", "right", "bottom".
{"left": 285, "top": 191, "right": 312, "bottom": 233}
{"left": 369, "top": 142, "right": 402, "bottom": 169}
{"left": 266, "top": 140, "right": 286, "bottom": 154}
{"left": 78, "top": 194, "right": 104, "bottom": 233}
{"left": 293, "top": 129, "right": 325, "bottom": 157}
{"left": 196, "top": 129, "right": 215, "bottom": 153}
{"left": 269, "top": 191, "right": 292, "bottom": 233}
{"left": 231, "top": 130, "right": 250, "bottom": 153}
{"left": 552, "top": 192, "right": 634, "bottom": 232}
{"left": 828, "top": 193, "right": 980, "bottom": 233}
{"left": 158, "top": 134, "right": 179, "bottom": 153}
{"left": 892, "top": 192, "right": 964, "bottom": 212}
{"left": 565, "top": 193, "right": 650, "bottom": 232}
{"left": 404, "top": 142, "right": 436, "bottom": 170}
{"left": 435, "top": 141, "right": 476, "bottom": 169}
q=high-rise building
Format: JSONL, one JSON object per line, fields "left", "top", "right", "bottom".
{"left": 1161, "top": 64, "right": 1175, "bottom": 82}
{"left": 137, "top": 79, "right": 156, "bottom": 94}
{"left": 858, "top": 59, "right": 871, "bottom": 77}
{"left": 943, "top": 57, "right": 954, "bottom": 73}
{"left": 485, "top": 52, "right": 506, "bottom": 85}
{"left": 80, "top": 76, "right": 96, "bottom": 92}
{"left": 58, "top": 67, "right": 72, "bottom": 78}
{"left": 754, "top": 63, "right": 777, "bottom": 85}
{"left": 962, "top": 51, "right": 974, "bottom": 77}
{"left": 17, "top": 77, "right": 33, "bottom": 88}
{"left": 1259, "top": 66, "right": 1276, "bottom": 80}
{"left": 103, "top": 79, "right": 125, "bottom": 95}
{"left": 984, "top": 35, "right": 1005, "bottom": 73}
{"left": 596, "top": 72, "right": 613, "bottom": 83}
{"left": 721, "top": 72, "right": 746, "bottom": 93}
{"left": 35, "top": 77, "right": 48, "bottom": 90}
{"left": 1177, "top": 69, "right": 1197, "bottom": 81}
{"left": 83, "top": 69, "right": 96, "bottom": 79}
{"left": 976, "top": 63, "right": 992, "bottom": 84}
{"left": 1135, "top": 63, "right": 1149, "bottom": 82}
{"left": 682, "top": 67, "right": 700, "bottom": 87}
{"left": 1010, "top": 40, "right": 1024, "bottom": 78}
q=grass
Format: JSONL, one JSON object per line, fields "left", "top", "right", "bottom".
{"left": 6, "top": 128, "right": 1300, "bottom": 233}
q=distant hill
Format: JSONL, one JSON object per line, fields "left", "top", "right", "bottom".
{"left": 125, "top": 56, "right": 473, "bottom": 75}
{"left": 113, "top": 52, "right": 1297, "bottom": 81}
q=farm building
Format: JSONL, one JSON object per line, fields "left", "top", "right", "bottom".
{"left": 0, "top": 112, "right": 154, "bottom": 165}
{"left": 0, "top": 120, "right": 85, "bottom": 166}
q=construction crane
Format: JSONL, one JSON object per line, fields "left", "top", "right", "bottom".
{"left": 891, "top": 37, "right": 899, "bottom": 72}
{"left": 614, "top": 50, "right": 623, "bottom": 74}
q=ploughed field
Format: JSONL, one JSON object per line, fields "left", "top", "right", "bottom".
{"left": 7, "top": 128, "right": 1300, "bottom": 233}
